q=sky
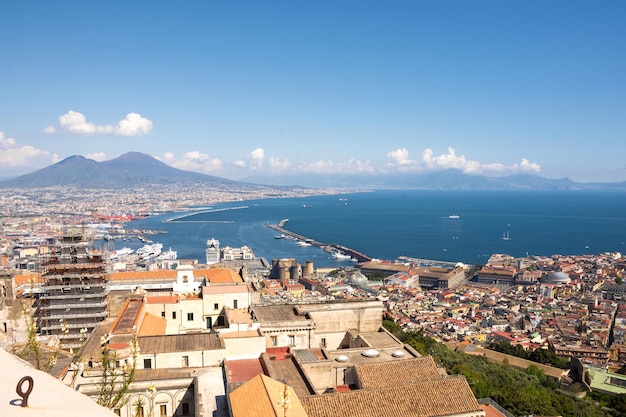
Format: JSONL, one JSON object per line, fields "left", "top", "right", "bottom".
{"left": 1, "top": 1, "right": 625, "bottom": 183}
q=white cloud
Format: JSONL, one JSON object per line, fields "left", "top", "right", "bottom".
{"left": 233, "top": 160, "right": 247, "bottom": 168}
{"left": 0, "top": 131, "right": 59, "bottom": 170}
{"left": 386, "top": 148, "right": 413, "bottom": 166}
{"left": 158, "top": 151, "right": 223, "bottom": 173}
{"left": 45, "top": 110, "right": 153, "bottom": 136}
{"left": 268, "top": 157, "right": 291, "bottom": 170}
{"left": 86, "top": 152, "right": 107, "bottom": 162}
{"left": 420, "top": 147, "right": 540, "bottom": 175}
{"left": 248, "top": 148, "right": 265, "bottom": 170}
{"left": 299, "top": 158, "right": 375, "bottom": 174}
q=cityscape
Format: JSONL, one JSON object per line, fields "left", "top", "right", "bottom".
{"left": 3, "top": 2, "right": 626, "bottom": 417}
{"left": 1, "top": 183, "right": 626, "bottom": 417}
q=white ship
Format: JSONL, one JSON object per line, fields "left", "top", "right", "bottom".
{"left": 332, "top": 250, "right": 356, "bottom": 261}
{"left": 137, "top": 243, "right": 164, "bottom": 260}
{"left": 110, "top": 247, "right": 134, "bottom": 260}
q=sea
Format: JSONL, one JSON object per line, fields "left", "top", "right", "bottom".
{"left": 116, "top": 190, "right": 626, "bottom": 268}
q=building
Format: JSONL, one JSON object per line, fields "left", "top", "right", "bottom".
{"left": 35, "top": 232, "right": 108, "bottom": 350}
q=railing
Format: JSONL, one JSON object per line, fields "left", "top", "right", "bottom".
{"left": 43, "top": 311, "right": 108, "bottom": 321}
{"left": 39, "top": 302, "right": 107, "bottom": 310}
{"left": 477, "top": 398, "right": 515, "bottom": 417}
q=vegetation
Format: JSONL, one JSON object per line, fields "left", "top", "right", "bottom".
{"left": 383, "top": 319, "right": 617, "bottom": 417}
{"left": 96, "top": 335, "right": 138, "bottom": 410}
{"left": 13, "top": 299, "right": 59, "bottom": 372}
{"left": 487, "top": 340, "right": 569, "bottom": 369}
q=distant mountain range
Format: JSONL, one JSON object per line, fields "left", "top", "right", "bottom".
{"left": 0, "top": 152, "right": 259, "bottom": 190}
{"left": 1, "top": 151, "right": 625, "bottom": 191}
{"left": 244, "top": 170, "right": 626, "bottom": 191}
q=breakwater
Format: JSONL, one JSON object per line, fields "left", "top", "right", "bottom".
{"left": 267, "top": 220, "right": 372, "bottom": 263}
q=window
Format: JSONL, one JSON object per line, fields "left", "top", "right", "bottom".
{"left": 288, "top": 335, "right": 296, "bottom": 347}
{"left": 144, "top": 358, "right": 152, "bottom": 369}
{"left": 233, "top": 300, "right": 238, "bottom": 309}
{"left": 187, "top": 312, "right": 194, "bottom": 321}
{"left": 172, "top": 311, "right": 176, "bottom": 319}
{"left": 161, "top": 311, "right": 165, "bottom": 318}
{"left": 271, "top": 336, "right": 277, "bottom": 347}
{"left": 321, "top": 338, "right": 327, "bottom": 348}
{"left": 160, "top": 404, "right": 167, "bottom": 417}
{"left": 182, "top": 403, "right": 190, "bottom": 415}
{"left": 182, "top": 355, "right": 189, "bottom": 367}
{"left": 214, "top": 303, "right": 219, "bottom": 310}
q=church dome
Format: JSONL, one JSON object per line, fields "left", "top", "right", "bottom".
{"left": 542, "top": 271, "right": 571, "bottom": 285}
{"left": 349, "top": 271, "right": 368, "bottom": 287}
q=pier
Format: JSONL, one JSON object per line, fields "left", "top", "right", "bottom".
{"left": 267, "top": 220, "right": 372, "bottom": 263}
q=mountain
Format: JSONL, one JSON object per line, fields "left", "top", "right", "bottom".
{"left": 243, "top": 170, "right": 626, "bottom": 191}
{"left": 3, "top": 152, "right": 626, "bottom": 191}
{"left": 0, "top": 152, "right": 250, "bottom": 189}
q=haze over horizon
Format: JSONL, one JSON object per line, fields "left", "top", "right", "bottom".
{"left": 1, "top": 2, "right": 625, "bottom": 183}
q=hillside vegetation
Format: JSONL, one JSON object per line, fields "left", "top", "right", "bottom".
{"left": 383, "top": 319, "right": 625, "bottom": 417}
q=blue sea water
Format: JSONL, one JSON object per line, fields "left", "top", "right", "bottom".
{"left": 122, "top": 190, "right": 626, "bottom": 267}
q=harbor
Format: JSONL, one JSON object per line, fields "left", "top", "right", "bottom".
{"left": 267, "top": 219, "right": 372, "bottom": 263}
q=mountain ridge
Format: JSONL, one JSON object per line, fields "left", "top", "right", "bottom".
{"left": 2, "top": 152, "right": 626, "bottom": 190}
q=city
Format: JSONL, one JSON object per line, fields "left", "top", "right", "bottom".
{"left": 1, "top": 186, "right": 626, "bottom": 417}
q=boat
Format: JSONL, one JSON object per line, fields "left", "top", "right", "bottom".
{"left": 448, "top": 215, "right": 460, "bottom": 219}
{"left": 296, "top": 241, "right": 312, "bottom": 247}
{"left": 302, "top": 204, "right": 312, "bottom": 208}
{"left": 501, "top": 231, "right": 512, "bottom": 241}
{"left": 274, "top": 234, "right": 288, "bottom": 239}
{"left": 137, "top": 243, "right": 163, "bottom": 260}
{"left": 110, "top": 247, "right": 134, "bottom": 260}
{"left": 332, "top": 251, "right": 356, "bottom": 261}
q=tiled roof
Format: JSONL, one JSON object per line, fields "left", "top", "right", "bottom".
{"left": 301, "top": 376, "right": 482, "bottom": 417}
{"left": 230, "top": 374, "right": 308, "bottom": 417}
{"left": 201, "top": 268, "right": 243, "bottom": 283}
{"left": 138, "top": 333, "right": 222, "bottom": 354}
{"left": 356, "top": 356, "right": 443, "bottom": 389}
{"left": 109, "top": 270, "right": 177, "bottom": 281}
{"left": 146, "top": 295, "right": 179, "bottom": 304}
{"left": 138, "top": 312, "right": 167, "bottom": 336}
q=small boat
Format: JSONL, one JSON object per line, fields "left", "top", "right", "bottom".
{"left": 274, "top": 234, "right": 288, "bottom": 239}
{"left": 448, "top": 215, "right": 460, "bottom": 219}
{"left": 297, "top": 241, "right": 312, "bottom": 246}
{"left": 501, "top": 231, "right": 512, "bottom": 241}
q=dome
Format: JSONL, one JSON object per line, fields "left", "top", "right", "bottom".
{"left": 362, "top": 349, "right": 380, "bottom": 358}
{"left": 542, "top": 271, "right": 571, "bottom": 285}
{"left": 349, "top": 271, "right": 368, "bottom": 287}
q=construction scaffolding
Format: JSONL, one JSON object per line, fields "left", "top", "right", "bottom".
{"left": 35, "top": 231, "right": 109, "bottom": 350}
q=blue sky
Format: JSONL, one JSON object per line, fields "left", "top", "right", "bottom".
{"left": 1, "top": 1, "right": 625, "bottom": 182}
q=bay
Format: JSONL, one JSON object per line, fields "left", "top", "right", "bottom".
{"left": 122, "top": 190, "right": 626, "bottom": 268}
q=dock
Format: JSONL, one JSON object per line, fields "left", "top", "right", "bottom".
{"left": 267, "top": 221, "right": 372, "bottom": 263}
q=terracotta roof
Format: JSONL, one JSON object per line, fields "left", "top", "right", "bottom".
{"left": 356, "top": 357, "right": 443, "bottom": 389}
{"left": 111, "top": 299, "right": 144, "bottom": 334}
{"left": 146, "top": 295, "right": 179, "bottom": 304}
{"left": 109, "top": 270, "right": 177, "bottom": 281}
{"left": 138, "top": 312, "right": 167, "bottom": 336}
{"left": 199, "top": 268, "right": 243, "bottom": 283}
{"left": 230, "top": 374, "right": 308, "bottom": 417}
{"left": 301, "top": 376, "right": 482, "bottom": 417}
{"left": 224, "top": 358, "right": 265, "bottom": 384}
